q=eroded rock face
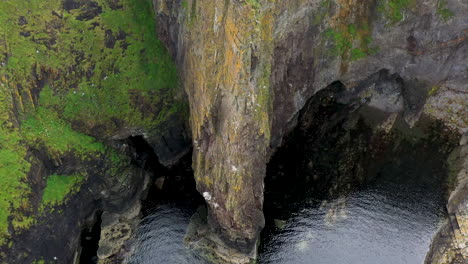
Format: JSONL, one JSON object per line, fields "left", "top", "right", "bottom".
{"left": 263, "top": 81, "right": 463, "bottom": 263}
{"left": 0, "top": 0, "right": 188, "bottom": 263}
{"left": 156, "top": 1, "right": 273, "bottom": 260}
{"left": 156, "top": 0, "right": 467, "bottom": 262}
{"left": 2, "top": 150, "right": 152, "bottom": 263}
{"left": 97, "top": 201, "right": 142, "bottom": 262}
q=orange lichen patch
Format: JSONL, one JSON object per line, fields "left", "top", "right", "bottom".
{"left": 222, "top": 17, "right": 245, "bottom": 94}
{"left": 177, "top": 0, "right": 275, "bottom": 248}
{"left": 330, "top": 0, "right": 372, "bottom": 28}
{"left": 260, "top": 12, "right": 274, "bottom": 42}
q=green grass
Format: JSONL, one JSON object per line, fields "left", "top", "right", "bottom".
{"left": 1, "top": 0, "right": 181, "bottom": 134}
{"left": 181, "top": 0, "right": 189, "bottom": 9}
{"left": 0, "top": 0, "right": 182, "bottom": 246}
{"left": 21, "top": 107, "right": 106, "bottom": 159}
{"left": 378, "top": 0, "right": 416, "bottom": 24}
{"left": 0, "top": 127, "right": 32, "bottom": 245}
{"left": 350, "top": 48, "right": 367, "bottom": 61}
{"left": 437, "top": 0, "right": 454, "bottom": 21}
{"left": 41, "top": 174, "right": 85, "bottom": 207}
{"left": 325, "top": 29, "right": 352, "bottom": 56}
{"left": 245, "top": 0, "right": 261, "bottom": 9}
{"left": 325, "top": 23, "right": 375, "bottom": 62}
{"left": 0, "top": 76, "right": 32, "bottom": 244}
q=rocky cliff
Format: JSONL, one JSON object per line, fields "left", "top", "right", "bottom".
{"left": 0, "top": 0, "right": 466, "bottom": 263}
{"left": 155, "top": 0, "right": 467, "bottom": 262}
{"left": 0, "top": 0, "right": 189, "bottom": 263}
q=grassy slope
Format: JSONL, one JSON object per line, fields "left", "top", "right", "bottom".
{"left": 0, "top": 0, "right": 180, "bottom": 246}
{"left": 41, "top": 174, "right": 85, "bottom": 207}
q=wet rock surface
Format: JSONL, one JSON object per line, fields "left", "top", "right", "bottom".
{"left": 97, "top": 198, "right": 142, "bottom": 262}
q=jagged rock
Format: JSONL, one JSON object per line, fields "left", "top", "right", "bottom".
{"left": 155, "top": 177, "right": 166, "bottom": 190}
{"left": 273, "top": 219, "right": 286, "bottom": 230}
{"left": 97, "top": 200, "right": 142, "bottom": 262}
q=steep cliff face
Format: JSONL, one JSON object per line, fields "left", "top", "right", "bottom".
{"left": 156, "top": 1, "right": 274, "bottom": 261}
{"left": 426, "top": 134, "right": 468, "bottom": 264}
{"left": 0, "top": 0, "right": 466, "bottom": 263}
{"left": 155, "top": 0, "right": 467, "bottom": 262}
{"left": 0, "top": 0, "right": 188, "bottom": 262}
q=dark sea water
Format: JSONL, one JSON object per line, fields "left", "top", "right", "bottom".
{"left": 258, "top": 179, "right": 447, "bottom": 264}
{"left": 126, "top": 201, "right": 206, "bottom": 264}
{"left": 126, "top": 176, "right": 446, "bottom": 264}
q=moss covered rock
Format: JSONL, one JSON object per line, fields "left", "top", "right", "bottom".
{"left": 0, "top": 0, "right": 187, "bottom": 262}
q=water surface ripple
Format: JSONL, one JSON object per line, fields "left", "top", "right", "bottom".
{"left": 258, "top": 180, "right": 446, "bottom": 264}
{"left": 128, "top": 180, "right": 445, "bottom": 264}
{"left": 126, "top": 202, "right": 205, "bottom": 264}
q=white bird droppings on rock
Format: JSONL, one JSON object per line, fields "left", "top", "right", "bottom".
{"left": 203, "top": 192, "right": 212, "bottom": 201}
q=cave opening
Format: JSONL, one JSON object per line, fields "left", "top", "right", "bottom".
{"left": 258, "top": 82, "right": 459, "bottom": 264}
{"left": 78, "top": 136, "right": 203, "bottom": 264}
{"left": 79, "top": 211, "right": 102, "bottom": 264}
{"left": 124, "top": 138, "right": 206, "bottom": 264}
{"left": 77, "top": 80, "right": 460, "bottom": 264}
{"left": 125, "top": 136, "right": 203, "bottom": 217}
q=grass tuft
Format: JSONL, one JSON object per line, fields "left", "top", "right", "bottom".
{"left": 378, "top": 0, "right": 416, "bottom": 24}
{"left": 41, "top": 174, "right": 85, "bottom": 208}
{"left": 437, "top": 0, "right": 454, "bottom": 21}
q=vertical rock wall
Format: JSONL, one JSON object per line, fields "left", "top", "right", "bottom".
{"left": 156, "top": 1, "right": 274, "bottom": 259}
{"left": 156, "top": 0, "right": 467, "bottom": 262}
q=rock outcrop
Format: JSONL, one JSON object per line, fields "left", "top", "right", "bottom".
{"left": 155, "top": 0, "right": 467, "bottom": 262}
{"left": 156, "top": 1, "right": 273, "bottom": 261}
{"left": 425, "top": 133, "right": 468, "bottom": 264}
